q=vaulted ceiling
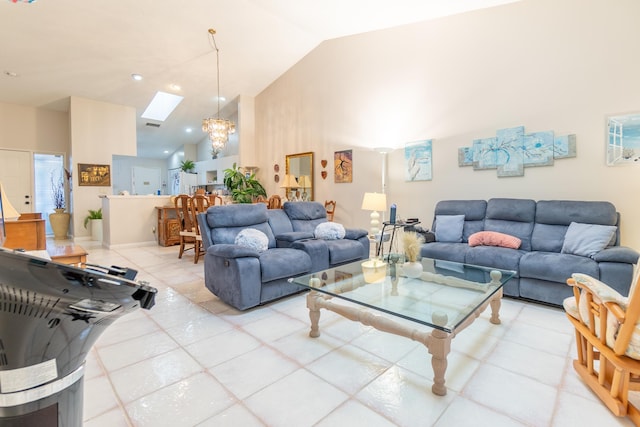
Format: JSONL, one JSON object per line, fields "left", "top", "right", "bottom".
{"left": 0, "top": 0, "right": 518, "bottom": 158}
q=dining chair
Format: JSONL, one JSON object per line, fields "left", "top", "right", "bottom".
{"left": 174, "top": 194, "right": 198, "bottom": 260}
{"left": 190, "top": 194, "right": 211, "bottom": 263}
{"left": 324, "top": 200, "right": 336, "bottom": 221}
{"left": 207, "top": 194, "right": 223, "bottom": 206}
{"left": 267, "top": 195, "right": 282, "bottom": 209}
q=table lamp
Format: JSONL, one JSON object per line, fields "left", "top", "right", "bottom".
{"left": 279, "top": 174, "right": 299, "bottom": 201}
{"left": 297, "top": 175, "right": 311, "bottom": 201}
{"left": 361, "top": 192, "right": 387, "bottom": 237}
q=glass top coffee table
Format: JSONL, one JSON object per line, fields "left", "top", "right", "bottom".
{"left": 289, "top": 257, "right": 515, "bottom": 396}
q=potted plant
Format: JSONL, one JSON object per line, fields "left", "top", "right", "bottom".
{"left": 402, "top": 231, "right": 424, "bottom": 278}
{"left": 180, "top": 159, "right": 196, "bottom": 173}
{"left": 223, "top": 163, "right": 267, "bottom": 203}
{"left": 84, "top": 208, "right": 103, "bottom": 242}
{"left": 49, "top": 170, "right": 70, "bottom": 240}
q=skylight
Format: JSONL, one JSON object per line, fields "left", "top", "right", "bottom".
{"left": 141, "top": 91, "right": 183, "bottom": 121}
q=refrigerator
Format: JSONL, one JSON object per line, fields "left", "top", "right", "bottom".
{"left": 169, "top": 170, "right": 198, "bottom": 195}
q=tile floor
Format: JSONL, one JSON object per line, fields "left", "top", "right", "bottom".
{"left": 76, "top": 242, "right": 635, "bottom": 426}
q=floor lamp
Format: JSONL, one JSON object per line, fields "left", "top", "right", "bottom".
{"left": 361, "top": 192, "right": 387, "bottom": 237}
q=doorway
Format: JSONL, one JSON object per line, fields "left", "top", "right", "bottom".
{"left": 34, "top": 153, "right": 65, "bottom": 235}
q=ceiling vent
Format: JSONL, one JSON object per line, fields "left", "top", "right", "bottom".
{"left": 145, "top": 122, "right": 161, "bottom": 128}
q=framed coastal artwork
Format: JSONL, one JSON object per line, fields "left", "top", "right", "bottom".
{"left": 607, "top": 111, "right": 640, "bottom": 165}
{"left": 78, "top": 163, "right": 111, "bottom": 186}
{"left": 404, "top": 140, "right": 432, "bottom": 181}
{"left": 334, "top": 149, "right": 352, "bottom": 183}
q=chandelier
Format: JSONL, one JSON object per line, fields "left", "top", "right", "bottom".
{"left": 202, "top": 28, "right": 235, "bottom": 151}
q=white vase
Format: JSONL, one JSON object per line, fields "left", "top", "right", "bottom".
{"left": 90, "top": 219, "right": 103, "bottom": 242}
{"left": 402, "top": 261, "right": 423, "bottom": 278}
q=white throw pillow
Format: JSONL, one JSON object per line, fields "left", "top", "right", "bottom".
{"left": 235, "top": 228, "right": 269, "bottom": 252}
{"left": 315, "top": 222, "right": 346, "bottom": 240}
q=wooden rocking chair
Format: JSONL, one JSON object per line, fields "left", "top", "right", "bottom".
{"left": 564, "top": 272, "right": 640, "bottom": 426}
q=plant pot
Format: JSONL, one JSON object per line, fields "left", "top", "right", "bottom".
{"left": 90, "top": 219, "right": 103, "bottom": 242}
{"left": 49, "top": 209, "right": 70, "bottom": 240}
{"left": 402, "top": 261, "right": 423, "bottom": 278}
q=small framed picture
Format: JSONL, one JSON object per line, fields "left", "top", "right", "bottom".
{"left": 78, "top": 163, "right": 111, "bottom": 186}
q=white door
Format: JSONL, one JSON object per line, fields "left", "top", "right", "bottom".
{"left": 0, "top": 149, "right": 33, "bottom": 213}
{"left": 132, "top": 166, "right": 161, "bottom": 195}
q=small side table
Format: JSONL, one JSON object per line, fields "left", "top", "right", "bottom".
{"left": 47, "top": 243, "right": 88, "bottom": 267}
{"left": 377, "top": 220, "right": 421, "bottom": 260}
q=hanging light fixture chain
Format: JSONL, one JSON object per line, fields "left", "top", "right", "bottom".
{"left": 203, "top": 28, "right": 236, "bottom": 153}
{"left": 208, "top": 28, "right": 221, "bottom": 119}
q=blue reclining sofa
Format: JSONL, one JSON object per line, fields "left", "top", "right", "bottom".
{"left": 197, "top": 201, "right": 369, "bottom": 310}
{"left": 421, "top": 198, "right": 639, "bottom": 306}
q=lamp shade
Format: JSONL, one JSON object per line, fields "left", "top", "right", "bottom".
{"left": 279, "top": 174, "right": 299, "bottom": 189}
{"left": 298, "top": 175, "right": 311, "bottom": 188}
{"left": 361, "top": 192, "right": 387, "bottom": 212}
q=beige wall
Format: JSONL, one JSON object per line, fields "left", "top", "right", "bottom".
{"left": 69, "top": 96, "right": 137, "bottom": 238}
{"left": 255, "top": 0, "right": 640, "bottom": 249}
{"left": 0, "top": 102, "right": 69, "bottom": 153}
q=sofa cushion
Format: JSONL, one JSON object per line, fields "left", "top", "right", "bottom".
{"left": 284, "top": 201, "right": 328, "bottom": 233}
{"left": 561, "top": 222, "right": 617, "bottom": 258}
{"left": 432, "top": 200, "right": 486, "bottom": 242}
{"left": 326, "top": 239, "right": 365, "bottom": 264}
{"left": 259, "top": 248, "right": 312, "bottom": 283}
{"left": 484, "top": 198, "right": 536, "bottom": 251}
{"left": 421, "top": 242, "right": 469, "bottom": 263}
{"left": 315, "top": 222, "right": 346, "bottom": 240}
{"left": 520, "top": 251, "right": 598, "bottom": 283}
{"left": 468, "top": 231, "right": 521, "bottom": 249}
{"left": 235, "top": 228, "right": 269, "bottom": 253}
{"left": 533, "top": 200, "right": 619, "bottom": 252}
{"left": 435, "top": 215, "right": 465, "bottom": 242}
{"left": 465, "top": 246, "right": 523, "bottom": 273}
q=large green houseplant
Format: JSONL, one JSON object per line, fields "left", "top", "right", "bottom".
{"left": 223, "top": 163, "right": 267, "bottom": 203}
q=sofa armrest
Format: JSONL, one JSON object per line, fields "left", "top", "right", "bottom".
{"left": 275, "top": 232, "right": 314, "bottom": 248}
{"left": 592, "top": 246, "right": 640, "bottom": 264}
{"left": 207, "top": 244, "right": 261, "bottom": 258}
{"left": 344, "top": 228, "right": 368, "bottom": 240}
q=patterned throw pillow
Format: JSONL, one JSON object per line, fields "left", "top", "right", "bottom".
{"left": 468, "top": 231, "right": 521, "bottom": 249}
{"left": 235, "top": 228, "right": 269, "bottom": 252}
{"left": 315, "top": 222, "right": 346, "bottom": 240}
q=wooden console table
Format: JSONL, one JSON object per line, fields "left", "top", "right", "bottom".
{"left": 3, "top": 216, "right": 46, "bottom": 250}
{"left": 156, "top": 205, "right": 181, "bottom": 246}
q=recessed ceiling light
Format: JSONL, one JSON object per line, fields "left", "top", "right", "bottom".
{"left": 131, "top": 73, "right": 143, "bottom": 81}
{"left": 185, "top": 128, "right": 192, "bottom": 133}
{"left": 169, "top": 84, "right": 181, "bottom": 91}
{"left": 4, "top": 71, "right": 18, "bottom": 77}
{"left": 164, "top": 150, "right": 169, "bottom": 154}
{"left": 141, "top": 91, "right": 184, "bottom": 121}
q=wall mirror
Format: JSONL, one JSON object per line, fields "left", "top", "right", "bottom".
{"left": 285, "top": 152, "right": 314, "bottom": 201}
{"left": 607, "top": 112, "right": 640, "bottom": 165}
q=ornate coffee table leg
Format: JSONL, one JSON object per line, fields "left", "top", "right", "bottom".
{"left": 489, "top": 271, "right": 503, "bottom": 325}
{"left": 489, "top": 288, "right": 503, "bottom": 325}
{"left": 306, "top": 288, "right": 321, "bottom": 338}
{"left": 428, "top": 311, "right": 451, "bottom": 396}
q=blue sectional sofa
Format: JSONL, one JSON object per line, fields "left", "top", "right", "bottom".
{"left": 421, "top": 198, "right": 639, "bottom": 306}
{"left": 197, "top": 201, "right": 369, "bottom": 310}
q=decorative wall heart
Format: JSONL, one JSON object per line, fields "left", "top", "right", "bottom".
{"left": 321, "top": 159, "right": 327, "bottom": 168}
{"left": 321, "top": 171, "right": 327, "bottom": 179}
